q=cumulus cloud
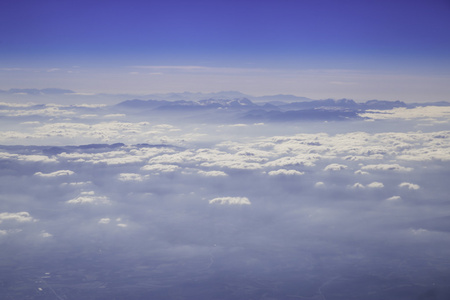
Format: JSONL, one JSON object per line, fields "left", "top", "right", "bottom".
{"left": 60, "top": 181, "right": 92, "bottom": 186}
{"left": 314, "top": 181, "right": 325, "bottom": 188}
{"left": 399, "top": 182, "right": 420, "bottom": 190}
{"left": 361, "top": 164, "right": 413, "bottom": 172}
{"left": 197, "top": 170, "right": 228, "bottom": 177}
{"left": 386, "top": 196, "right": 402, "bottom": 201}
{"left": 354, "top": 170, "right": 369, "bottom": 175}
{"left": 267, "top": 169, "right": 304, "bottom": 176}
{"left": 98, "top": 218, "right": 111, "bottom": 224}
{"left": 351, "top": 183, "right": 365, "bottom": 189}
{"left": 34, "top": 170, "right": 75, "bottom": 177}
{"left": 117, "top": 173, "right": 146, "bottom": 181}
{"left": 66, "top": 191, "right": 110, "bottom": 204}
{"left": 209, "top": 197, "right": 251, "bottom": 205}
{"left": 350, "top": 182, "right": 384, "bottom": 189}
{"left": 367, "top": 182, "right": 384, "bottom": 188}
{"left": 40, "top": 231, "right": 53, "bottom": 238}
{"left": 324, "top": 163, "right": 348, "bottom": 171}
{"left": 141, "top": 163, "right": 180, "bottom": 172}
{"left": 0, "top": 212, "right": 35, "bottom": 223}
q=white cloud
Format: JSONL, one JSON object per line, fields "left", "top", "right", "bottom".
{"left": 60, "top": 181, "right": 92, "bottom": 186}
{"left": 197, "top": 170, "right": 228, "bottom": 177}
{"left": 399, "top": 182, "right": 420, "bottom": 190}
{"left": 361, "top": 164, "right": 413, "bottom": 172}
{"left": 267, "top": 169, "right": 304, "bottom": 176}
{"left": 209, "top": 197, "right": 251, "bottom": 205}
{"left": 104, "top": 114, "right": 126, "bottom": 118}
{"left": 354, "top": 170, "right": 369, "bottom": 175}
{"left": 59, "top": 150, "right": 145, "bottom": 165}
{"left": 360, "top": 106, "right": 450, "bottom": 121}
{"left": 0, "top": 212, "right": 35, "bottom": 223}
{"left": 20, "top": 155, "right": 58, "bottom": 163}
{"left": 228, "top": 124, "right": 248, "bottom": 127}
{"left": 386, "top": 196, "right": 402, "bottom": 201}
{"left": 40, "top": 231, "right": 53, "bottom": 238}
{"left": 324, "top": 163, "right": 348, "bottom": 171}
{"left": 314, "top": 182, "right": 325, "bottom": 188}
{"left": 367, "top": 182, "right": 384, "bottom": 188}
{"left": 265, "top": 156, "right": 316, "bottom": 168}
{"left": 34, "top": 170, "right": 74, "bottom": 177}
{"left": 410, "top": 228, "right": 428, "bottom": 235}
{"left": 351, "top": 183, "right": 365, "bottom": 189}
{"left": 141, "top": 163, "right": 180, "bottom": 173}
{"left": 98, "top": 218, "right": 111, "bottom": 224}
{"left": 118, "top": 173, "right": 146, "bottom": 181}
{"left": 148, "top": 151, "right": 194, "bottom": 164}
{"left": 66, "top": 192, "right": 110, "bottom": 204}
{"left": 0, "top": 106, "right": 76, "bottom": 117}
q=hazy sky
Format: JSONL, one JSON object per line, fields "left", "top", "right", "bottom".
{"left": 1, "top": 0, "right": 450, "bottom": 101}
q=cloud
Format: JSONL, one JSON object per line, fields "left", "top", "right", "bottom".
{"left": 197, "top": 170, "right": 228, "bottom": 177}
{"left": 360, "top": 106, "right": 450, "bottom": 121}
{"left": 66, "top": 191, "right": 110, "bottom": 204}
{"left": 324, "top": 163, "right": 348, "bottom": 171}
{"left": 40, "top": 231, "right": 53, "bottom": 238}
{"left": 267, "top": 169, "right": 304, "bottom": 176}
{"left": 350, "top": 182, "right": 384, "bottom": 189}
{"left": 98, "top": 218, "right": 111, "bottom": 224}
{"left": 0, "top": 212, "right": 35, "bottom": 223}
{"left": 361, "top": 164, "right": 413, "bottom": 172}
{"left": 0, "top": 98, "right": 449, "bottom": 299}
{"left": 399, "top": 182, "right": 420, "bottom": 190}
{"left": 367, "top": 182, "right": 384, "bottom": 188}
{"left": 265, "top": 156, "right": 316, "bottom": 168}
{"left": 141, "top": 163, "right": 180, "bottom": 173}
{"left": 314, "top": 181, "right": 325, "bottom": 188}
{"left": 354, "top": 170, "right": 369, "bottom": 175}
{"left": 410, "top": 228, "right": 428, "bottom": 235}
{"left": 34, "top": 170, "right": 74, "bottom": 177}
{"left": 209, "top": 197, "right": 251, "bottom": 205}
{"left": 117, "top": 173, "right": 146, "bottom": 181}
{"left": 351, "top": 183, "right": 365, "bottom": 189}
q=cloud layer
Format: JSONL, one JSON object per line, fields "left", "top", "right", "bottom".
{"left": 0, "top": 99, "right": 449, "bottom": 299}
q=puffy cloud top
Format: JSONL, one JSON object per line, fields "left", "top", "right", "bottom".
{"left": 34, "top": 170, "right": 74, "bottom": 177}
{"left": 399, "top": 182, "right": 420, "bottom": 190}
{"left": 66, "top": 191, "right": 110, "bottom": 204}
{"left": 209, "top": 197, "right": 251, "bottom": 205}
{"left": 0, "top": 212, "right": 35, "bottom": 223}
{"left": 268, "top": 169, "right": 304, "bottom": 176}
{"left": 367, "top": 182, "right": 384, "bottom": 188}
{"left": 324, "top": 163, "right": 348, "bottom": 171}
{"left": 197, "top": 170, "right": 228, "bottom": 177}
{"left": 361, "top": 164, "right": 413, "bottom": 172}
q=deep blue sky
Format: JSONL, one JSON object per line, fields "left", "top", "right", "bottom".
{"left": 1, "top": 0, "right": 450, "bottom": 100}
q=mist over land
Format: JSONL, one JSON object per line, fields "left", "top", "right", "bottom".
{"left": 1, "top": 93, "right": 449, "bottom": 299}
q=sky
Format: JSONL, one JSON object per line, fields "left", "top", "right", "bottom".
{"left": 1, "top": 0, "right": 450, "bottom": 101}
